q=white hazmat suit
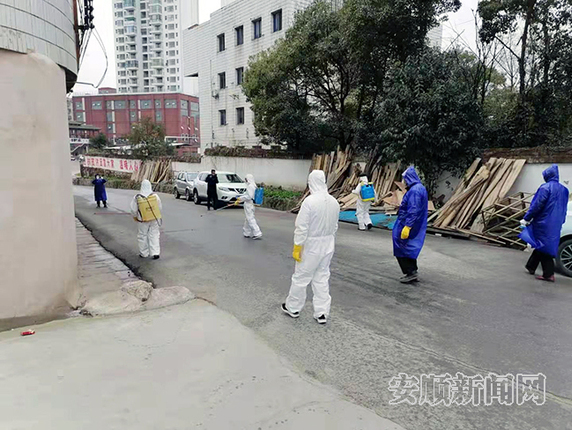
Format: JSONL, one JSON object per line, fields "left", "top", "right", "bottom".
{"left": 285, "top": 170, "right": 340, "bottom": 320}
{"left": 130, "top": 180, "right": 162, "bottom": 258}
{"left": 238, "top": 174, "right": 262, "bottom": 239}
{"left": 352, "top": 175, "right": 374, "bottom": 230}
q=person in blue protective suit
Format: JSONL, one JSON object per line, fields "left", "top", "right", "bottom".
{"left": 92, "top": 174, "right": 107, "bottom": 208}
{"left": 520, "top": 165, "right": 569, "bottom": 282}
{"left": 392, "top": 167, "right": 428, "bottom": 283}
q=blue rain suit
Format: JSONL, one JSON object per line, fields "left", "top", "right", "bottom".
{"left": 392, "top": 167, "right": 428, "bottom": 259}
{"left": 92, "top": 178, "right": 107, "bottom": 202}
{"left": 519, "top": 165, "right": 569, "bottom": 257}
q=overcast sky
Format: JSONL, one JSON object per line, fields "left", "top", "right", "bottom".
{"left": 73, "top": 0, "right": 479, "bottom": 95}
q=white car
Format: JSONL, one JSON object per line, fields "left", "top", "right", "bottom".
{"left": 192, "top": 171, "right": 247, "bottom": 207}
{"left": 557, "top": 202, "right": 572, "bottom": 277}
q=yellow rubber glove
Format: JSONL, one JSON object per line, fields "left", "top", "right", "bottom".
{"left": 292, "top": 244, "right": 303, "bottom": 263}
{"left": 401, "top": 226, "right": 411, "bottom": 240}
{"left": 234, "top": 199, "right": 241, "bottom": 206}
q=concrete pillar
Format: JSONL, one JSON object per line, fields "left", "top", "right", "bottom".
{"left": 0, "top": 50, "right": 79, "bottom": 321}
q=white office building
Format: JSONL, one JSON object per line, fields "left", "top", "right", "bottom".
{"left": 184, "top": 0, "right": 324, "bottom": 150}
{"left": 113, "top": 0, "right": 199, "bottom": 94}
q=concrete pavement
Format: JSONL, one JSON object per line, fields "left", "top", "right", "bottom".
{"left": 0, "top": 301, "right": 404, "bottom": 430}
{"left": 74, "top": 186, "right": 572, "bottom": 430}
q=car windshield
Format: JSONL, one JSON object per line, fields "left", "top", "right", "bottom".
{"left": 218, "top": 174, "right": 243, "bottom": 183}
{"left": 186, "top": 173, "right": 197, "bottom": 181}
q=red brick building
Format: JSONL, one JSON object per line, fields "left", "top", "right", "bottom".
{"left": 72, "top": 91, "right": 200, "bottom": 154}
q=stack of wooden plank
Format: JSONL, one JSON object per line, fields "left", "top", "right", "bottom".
{"left": 131, "top": 159, "right": 173, "bottom": 183}
{"left": 292, "top": 149, "right": 355, "bottom": 212}
{"left": 481, "top": 192, "right": 534, "bottom": 249}
{"left": 430, "top": 158, "right": 526, "bottom": 235}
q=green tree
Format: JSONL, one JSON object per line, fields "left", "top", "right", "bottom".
{"left": 89, "top": 132, "right": 109, "bottom": 150}
{"left": 128, "top": 117, "right": 172, "bottom": 159}
{"left": 478, "top": 0, "right": 572, "bottom": 146}
{"left": 368, "top": 49, "right": 485, "bottom": 191}
{"left": 243, "top": 0, "right": 461, "bottom": 155}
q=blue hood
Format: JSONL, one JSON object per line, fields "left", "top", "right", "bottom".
{"left": 403, "top": 167, "right": 421, "bottom": 188}
{"left": 543, "top": 164, "right": 559, "bottom": 183}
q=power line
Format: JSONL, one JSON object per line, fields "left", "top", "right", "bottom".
{"left": 93, "top": 27, "right": 109, "bottom": 88}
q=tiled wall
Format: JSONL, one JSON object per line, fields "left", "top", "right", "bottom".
{"left": 0, "top": 0, "right": 77, "bottom": 76}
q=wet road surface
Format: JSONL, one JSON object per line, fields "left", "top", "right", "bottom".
{"left": 74, "top": 186, "right": 572, "bottom": 430}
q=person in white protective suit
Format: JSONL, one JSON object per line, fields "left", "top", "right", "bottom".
{"left": 352, "top": 175, "right": 375, "bottom": 231}
{"left": 235, "top": 174, "right": 262, "bottom": 239}
{"left": 130, "top": 179, "right": 163, "bottom": 260}
{"left": 282, "top": 170, "right": 340, "bottom": 324}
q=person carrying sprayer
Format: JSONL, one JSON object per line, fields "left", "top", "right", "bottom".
{"left": 352, "top": 175, "right": 375, "bottom": 230}
{"left": 130, "top": 180, "right": 163, "bottom": 260}
{"left": 282, "top": 170, "right": 340, "bottom": 325}
{"left": 392, "top": 167, "right": 428, "bottom": 284}
{"left": 235, "top": 174, "right": 263, "bottom": 240}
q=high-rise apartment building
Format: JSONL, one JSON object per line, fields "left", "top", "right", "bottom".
{"left": 113, "top": 0, "right": 199, "bottom": 94}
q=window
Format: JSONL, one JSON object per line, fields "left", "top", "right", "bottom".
{"left": 218, "top": 72, "right": 226, "bottom": 89}
{"left": 165, "top": 99, "right": 177, "bottom": 108}
{"left": 155, "top": 110, "right": 163, "bottom": 121}
{"left": 107, "top": 123, "right": 114, "bottom": 132}
{"left": 92, "top": 101, "right": 102, "bottom": 110}
{"left": 76, "top": 112, "right": 85, "bottom": 122}
{"left": 217, "top": 33, "right": 226, "bottom": 52}
{"left": 115, "top": 100, "right": 126, "bottom": 109}
{"left": 236, "top": 107, "right": 245, "bottom": 125}
{"left": 181, "top": 100, "right": 188, "bottom": 117}
{"left": 236, "top": 67, "right": 244, "bottom": 85}
{"left": 235, "top": 26, "right": 244, "bottom": 46}
{"left": 130, "top": 111, "right": 137, "bottom": 121}
{"left": 272, "top": 10, "right": 282, "bottom": 32}
{"left": 155, "top": 99, "right": 162, "bottom": 108}
{"left": 140, "top": 100, "right": 152, "bottom": 109}
{"left": 106, "top": 100, "right": 113, "bottom": 109}
{"left": 253, "top": 18, "right": 262, "bottom": 39}
{"left": 129, "top": 100, "right": 136, "bottom": 109}
{"left": 219, "top": 110, "right": 227, "bottom": 126}
{"left": 107, "top": 111, "right": 114, "bottom": 122}
{"left": 191, "top": 102, "right": 199, "bottom": 112}
{"left": 75, "top": 101, "right": 84, "bottom": 110}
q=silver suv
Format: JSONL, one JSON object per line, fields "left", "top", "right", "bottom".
{"left": 174, "top": 172, "right": 199, "bottom": 201}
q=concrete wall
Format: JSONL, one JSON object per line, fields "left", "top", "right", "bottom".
{"left": 0, "top": 51, "right": 79, "bottom": 320}
{"left": 0, "top": 0, "right": 77, "bottom": 88}
{"left": 509, "top": 164, "right": 572, "bottom": 195}
{"left": 173, "top": 156, "right": 312, "bottom": 189}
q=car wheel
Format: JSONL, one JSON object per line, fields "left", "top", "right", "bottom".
{"left": 193, "top": 190, "right": 201, "bottom": 205}
{"left": 557, "top": 239, "right": 572, "bottom": 277}
{"left": 186, "top": 189, "right": 192, "bottom": 202}
{"left": 174, "top": 188, "right": 180, "bottom": 199}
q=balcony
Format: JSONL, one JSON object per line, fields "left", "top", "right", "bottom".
{"left": 151, "top": 59, "right": 164, "bottom": 68}
{"left": 124, "top": 0, "right": 135, "bottom": 9}
{"left": 125, "top": 26, "right": 137, "bottom": 35}
{"left": 126, "top": 60, "right": 139, "bottom": 69}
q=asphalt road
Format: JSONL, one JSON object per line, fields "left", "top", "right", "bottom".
{"left": 74, "top": 186, "right": 572, "bottom": 430}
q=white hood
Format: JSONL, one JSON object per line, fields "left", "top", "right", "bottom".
{"left": 245, "top": 174, "right": 256, "bottom": 187}
{"left": 360, "top": 176, "right": 369, "bottom": 184}
{"left": 308, "top": 170, "right": 328, "bottom": 195}
{"left": 139, "top": 179, "right": 153, "bottom": 197}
